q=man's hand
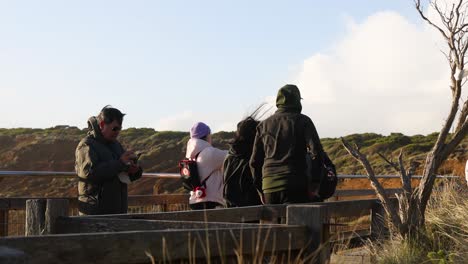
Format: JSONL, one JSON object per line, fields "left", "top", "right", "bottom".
{"left": 120, "top": 151, "right": 137, "bottom": 165}
{"left": 127, "top": 164, "right": 140, "bottom": 175}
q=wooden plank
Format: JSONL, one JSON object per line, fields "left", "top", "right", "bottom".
{"left": 0, "top": 210, "right": 8, "bottom": 237}
{"left": 127, "top": 194, "right": 188, "bottom": 206}
{"left": 0, "top": 226, "right": 308, "bottom": 264}
{"left": 2, "top": 195, "right": 187, "bottom": 210}
{"left": 287, "top": 205, "right": 330, "bottom": 264}
{"left": 6, "top": 198, "right": 77, "bottom": 210}
{"left": 312, "top": 199, "right": 379, "bottom": 218}
{"left": 74, "top": 199, "right": 381, "bottom": 223}
{"left": 79, "top": 204, "right": 286, "bottom": 223}
{"left": 0, "top": 200, "right": 8, "bottom": 210}
{"left": 0, "top": 246, "right": 27, "bottom": 263}
{"left": 335, "top": 189, "right": 402, "bottom": 197}
{"left": 55, "top": 217, "right": 278, "bottom": 234}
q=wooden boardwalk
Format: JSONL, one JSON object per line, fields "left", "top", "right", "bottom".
{"left": 0, "top": 198, "right": 391, "bottom": 263}
{"left": 331, "top": 248, "right": 372, "bottom": 264}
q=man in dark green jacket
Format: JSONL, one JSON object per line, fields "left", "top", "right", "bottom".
{"left": 249, "top": 84, "right": 323, "bottom": 204}
{"left": 75, "top": 106, "right": 142, "bottom": 215}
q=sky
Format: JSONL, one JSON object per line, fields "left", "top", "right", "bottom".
{"left": 0, "top": 0, "right": 465, "bottom": 137}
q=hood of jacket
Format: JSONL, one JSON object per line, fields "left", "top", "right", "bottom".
{"left": 186, "top": 138, "right": 212, "bottom": 159}
{"left": 87, "top": 116, "right": 106, "bottom": 143}
{"left": 276, "top": 84, "right": 302, "bottom": 113}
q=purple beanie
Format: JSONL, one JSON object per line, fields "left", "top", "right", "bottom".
{"left": 190, "top": 122, "right": 211, "bottom": 139}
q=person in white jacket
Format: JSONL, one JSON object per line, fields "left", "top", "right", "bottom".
{"left": 186, "top": 122, "right": 228, "bottom": 209}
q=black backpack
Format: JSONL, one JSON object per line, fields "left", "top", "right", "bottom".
{"left": 317, "top": 152, "right": 337, "bottom": 199}
{"left": 306, "top": 151, "right": 337, "bottom": 200}
{"left": 178, "top": 152, "right": 203, "bottom": 191}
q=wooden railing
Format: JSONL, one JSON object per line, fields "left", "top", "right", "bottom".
{"left": 0, "top": 189, "right": 404, "bottom": 238}
{"left": 0, "top": 170, "right": 458, "bottom": 178}
{"left": 1, "top": 170, "right": 458, "bottom": 239}
{"left": 0, "top": 194, "right": 189, "bottom": 237}
{"left": 2, "top": 169, "right": 459, "bottom": 263}
{"left": 0, "top": 198, "right": 390, "bottom": 264}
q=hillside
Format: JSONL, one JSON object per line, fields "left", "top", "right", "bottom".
{"left": 0, "top": 127, "right": 466, "bottom": 197}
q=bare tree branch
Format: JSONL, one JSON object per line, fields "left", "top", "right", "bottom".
{"left": 338, "top": 0, "right": 468, "bottom": 236}
{"left": 415, "top": 0, "right": 450, "bottom": 39}
{"left": 377, "top": 152, "right": 399, "bottom": 171}
{"left": 454, "top": 0, "right": 464, "bottom": 33}
{"left": 440, "top": 119, "right": 468, "bottom": 162}
{"left": 377, "top": 149, "right": 412, "bottom": 198}
{"left": 418, "top": 78, "right": 463, "bottom": 211}
{"left": 441, "top": 49, "right": 451, "bottom": 62}
{"left": 462, "top": 78, "right": 468, "bottom": 87}
{"left": 432, "top": 1, "right": 452, "bottom": 30}
{"left": 398, "top": 151, "right": 413, "bottom": 200}
{"left": 455, "top": 98, "right": 468, "bottom": 132}
{"left": 341, "top": 138, "right": 404, "bottom": 232}
{"left": 378, "top": 151, "right": 413, "bottom": 202}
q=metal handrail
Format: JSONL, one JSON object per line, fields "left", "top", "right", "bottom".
{"left": 0, "top": 170, "right": 459, "bottom": 179}
{"left": 0, "top": 170, "right": 180, "bottom": 179}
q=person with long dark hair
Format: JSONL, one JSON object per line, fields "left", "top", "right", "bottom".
{"left": 223, "top": 106, "right": 269, "bottom": 207}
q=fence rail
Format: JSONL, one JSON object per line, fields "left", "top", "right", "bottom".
{"left": 0, "top": 171, "right": 180, "bottom": 179}
{"left": 0, "top": 170, "right": 460, "bottom": 179}
{"left": 1, "top": 169, "right": 459, "bottom": 262}
{"left": 0, "top": 198, "right": 390, "bottom": 264}
{"left": 0, "top": 170, "right": 459, "bottom": 238}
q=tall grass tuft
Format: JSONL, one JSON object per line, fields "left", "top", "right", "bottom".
{"left": 367, "top": 180, "right": 468, "bottom": 264}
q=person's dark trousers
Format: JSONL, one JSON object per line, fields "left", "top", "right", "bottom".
{"left": 189, "top": 202, "right": 222, "bottom": 210}
{"left": 264, "top": 190, "right": 309, "bottom": 204}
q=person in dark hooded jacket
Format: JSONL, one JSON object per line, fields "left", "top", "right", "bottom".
{"left": 75, "top": 106, "right": 143, "bottom": 215}
{"left": 249, "top": 84, "right": 324, "bottom": 204}
{"left": 223, "top": 116, "right": 263, "bottom": 207}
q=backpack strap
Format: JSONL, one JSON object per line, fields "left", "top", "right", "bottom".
{"left": 190, "top": 149, "right": 211, "bottom": 187}
{"left": 196, "top": 148, "right": 216, "bottom": 187}
{"left": 201, "top": 172, "right": 213, "bottom": 187}
{"left": 191, "top": 149, "right": 203, "bottom": 161}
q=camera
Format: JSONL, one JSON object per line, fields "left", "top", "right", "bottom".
{"left": 132, "top": 152, "right": 144, "bottom": 164}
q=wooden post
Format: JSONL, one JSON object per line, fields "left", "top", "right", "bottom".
{"left": 45, "top": 199, "right": 69, "bottom": 234}
{"left": 0, "top": 226, "right": 308, "bottom": 263}
{"left": 0, "top": 209, "right": 8, "bottom": 237}
{"left": 160, "top": 203, "right": 168, "bottom": 212}
{"left": 287, "top": 205, "right": 330, "bottom": 264}
{"left": 25, "top": 199, "right": 46, "bottom": 236}
{"left": 370, "top": 201, "right": 389, "bottom": 240}
{"left": 26, "top": 199, "right": 69, "bottom": 236}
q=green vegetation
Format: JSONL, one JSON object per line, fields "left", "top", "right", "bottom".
{"left": 0, "top": 127, "right": 465, "bottom": 196}
{"left": 368, "top": 182, "right": 468, "bottom": 263}
{"left": 323, "top": 132, "right": 466, "bottom": 176}
{"left": 0, "top": 127, "right": 466, "bottom": 176}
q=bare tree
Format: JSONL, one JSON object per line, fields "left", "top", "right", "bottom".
{"left": 342, "top": 0, "right": 468, "bottom": 237}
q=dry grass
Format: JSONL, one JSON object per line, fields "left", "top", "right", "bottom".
{"left": 143, "top": 223, "right": 321, "bottom": 263}
{"left": 366, "top": 180, "right": 468, "bottom": 264}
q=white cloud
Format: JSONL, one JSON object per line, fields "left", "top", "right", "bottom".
{"left": 155, "top": 111, "right": 196, "bottom": 131}
{"left": 154, "top": 100, "right": 279, "bottom": 133}
{"left": 294, "top": 11, "right": 456, "bottom": 137}
{"left": 155, "top": 110, "right": 238, "bottom": 133}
